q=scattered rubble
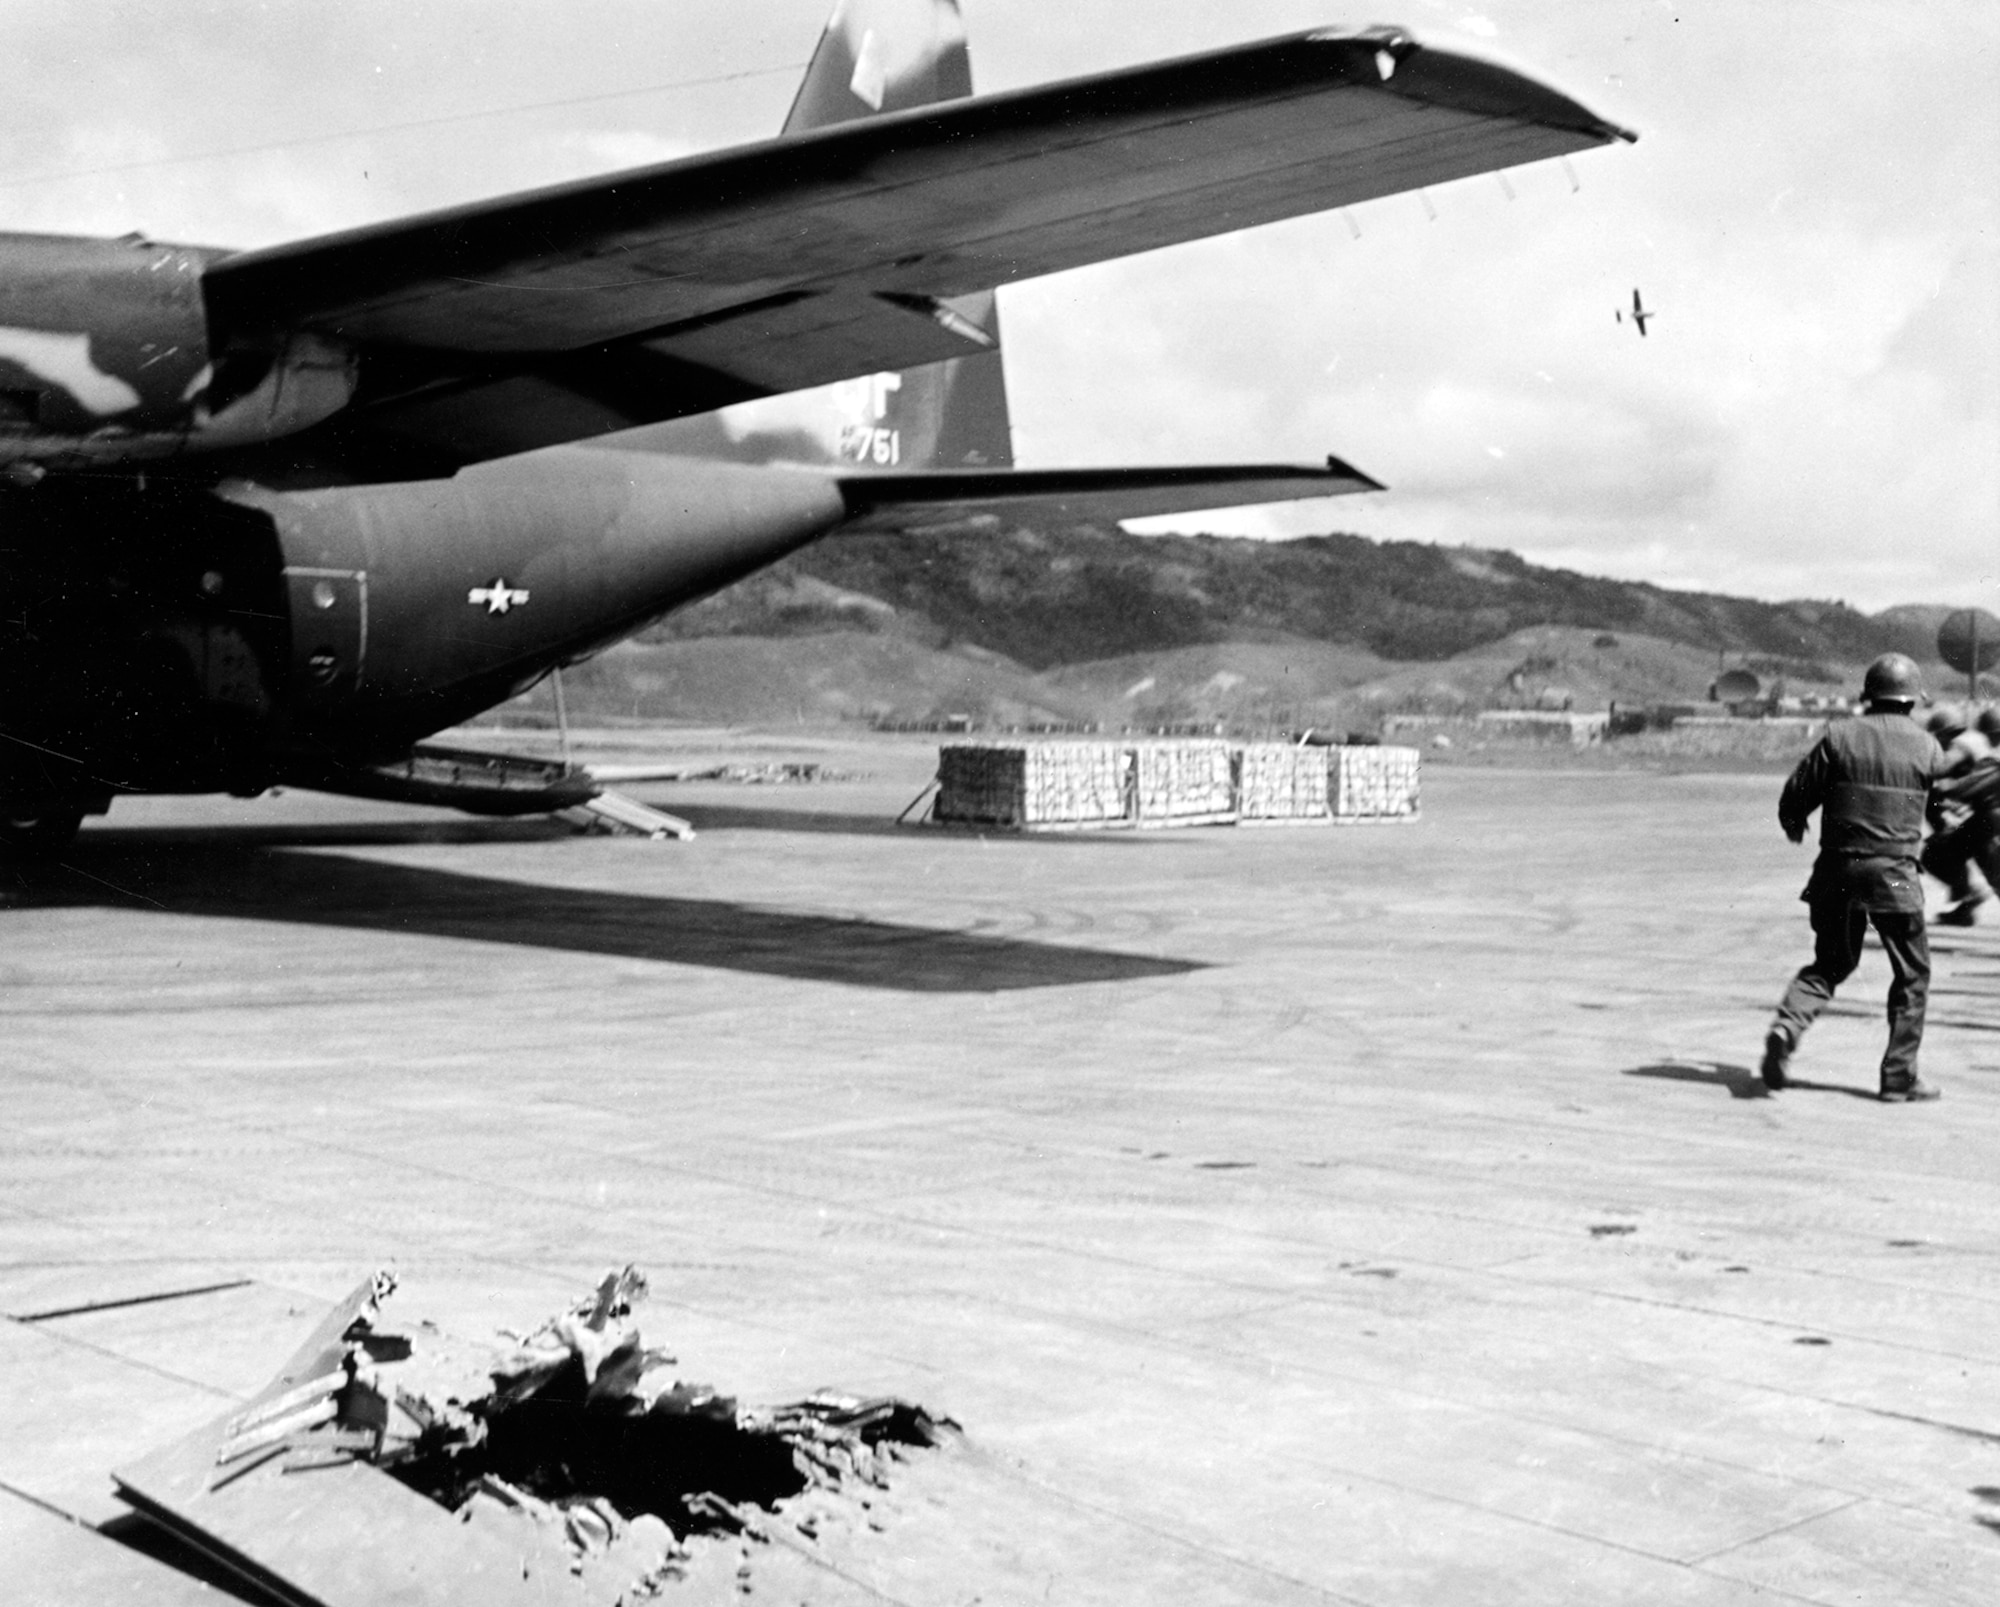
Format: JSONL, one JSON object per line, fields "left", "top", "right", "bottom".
{"left": 595, "top": 761, "right": 858, "bottom": 786}
{"left": 113, "top": 1267, "right": 953, "bottom": 1606}
{"left": 684, "top": 762, "right": 857, "bottom": 785}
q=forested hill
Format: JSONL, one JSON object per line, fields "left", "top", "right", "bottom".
{"left": 650, "top": 517, "right": 1935, "bottom": 672}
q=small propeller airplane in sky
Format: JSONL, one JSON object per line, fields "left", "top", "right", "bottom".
{"left": 1615, "top": 287, "right": 1655, "bottom": 337}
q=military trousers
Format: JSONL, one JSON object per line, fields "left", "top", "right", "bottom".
{"left": 1774, "top": 895, "right": 1929, "bottom": 1087}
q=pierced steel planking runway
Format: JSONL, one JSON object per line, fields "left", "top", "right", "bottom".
{"left": 2, "top": 739, "right": 1997, "bottom": 1603}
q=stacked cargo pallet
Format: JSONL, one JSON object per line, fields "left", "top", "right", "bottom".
{"left": 1331, "top": 745, "right": 1421, "bottom": 821}
{"left": 1130, "top": 740, "right": 1236, "bottom": 826}
{"left": 1235, "top": 743, "right": 1332, "bottom": 823}
{"left": 931, "top": 741, "right": 1420, "bottom": 831}
{"left": 933, "top": 741, "right": 1126, "bottom": 828}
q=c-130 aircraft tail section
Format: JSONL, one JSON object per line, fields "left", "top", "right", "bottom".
{"left": 0, "top": 3, "right": 1632, "bottom": 850}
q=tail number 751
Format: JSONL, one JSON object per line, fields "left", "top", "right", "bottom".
{"left": 839, "top": 425, "right": 902, "bottom": 465}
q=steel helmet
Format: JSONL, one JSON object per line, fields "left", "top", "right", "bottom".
{"left": 1925, "top": 704, "right": 1966, "bottom": 743}
{"left": 1861, "top": 653, "right": 1923, "bottom": 706}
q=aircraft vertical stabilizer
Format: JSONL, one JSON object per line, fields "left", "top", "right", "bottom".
{"left": 781, "top": 0, "right": 975, "bottom": 130}
{"left": 780, "top": 0, "right": 1012, "bottom": 470}
{"left": 638, "top": 0, "right": 1013, "bottom": 471}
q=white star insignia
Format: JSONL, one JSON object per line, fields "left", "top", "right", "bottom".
{"left": 468, "top": 579, "right": 530, "bottom": 615}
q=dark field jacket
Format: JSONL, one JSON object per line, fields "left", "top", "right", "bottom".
{"left": 1938, "top": 739, "right": 2000, "bottom": 824}
{"left": 1779, "top": 710, "right": 1945, "bottom": 911}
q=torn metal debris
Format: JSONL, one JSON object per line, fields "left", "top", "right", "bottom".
{"left": 113, "top": 1266, "right": 954, "bottom": 1606}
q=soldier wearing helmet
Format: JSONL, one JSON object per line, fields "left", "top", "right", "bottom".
{"left": 1762, "top": 653, "right": 1949, "bottom": 1101}
{"left": 1926, "top": 702, "right": 2000, "bottom": 924}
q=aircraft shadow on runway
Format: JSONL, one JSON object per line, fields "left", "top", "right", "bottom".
{"left": 1622, "top": 1062, "right": 1882, "bottom": 1102}
{"left": 7, "top": 839, "right": 1204, "bottom": 993}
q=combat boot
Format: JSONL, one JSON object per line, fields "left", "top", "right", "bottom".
{"left": 1937, "top": 893, "right": 1986, "bottom": 927}
{"left": 1760, "top": 1027, "right": 1792, "bottom": 1091}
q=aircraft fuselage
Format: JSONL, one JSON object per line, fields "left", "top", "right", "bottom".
{"left": 0, "top": 452, "right": 847, "bottom": 824}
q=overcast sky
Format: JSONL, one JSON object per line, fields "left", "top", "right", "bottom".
{"left": 2, "top": 0, "right": 1993, "bottom": 612}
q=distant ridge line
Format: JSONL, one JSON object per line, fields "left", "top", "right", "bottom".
{"left": 650, "top": 514, "right": 1944, "bottom": 672}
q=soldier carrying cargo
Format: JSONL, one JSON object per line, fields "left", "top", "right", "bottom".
{"left": 1761, "top": 654, "right": 1949, "bottom": 1101}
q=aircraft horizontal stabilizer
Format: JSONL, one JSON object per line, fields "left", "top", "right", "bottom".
{"left": 831, "top": 460, "right": 1382, "bottom": 532}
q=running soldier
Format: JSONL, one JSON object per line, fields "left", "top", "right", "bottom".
{"left": 1762, "top": 654, "right": 1948, "bottom": 1100}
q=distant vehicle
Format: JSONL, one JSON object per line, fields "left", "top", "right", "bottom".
{"left": 1615, "top": 287, "right": 1654, "bottom": 337}
{"left": 0, "top": 1, "right": 1631, "bottom": 851}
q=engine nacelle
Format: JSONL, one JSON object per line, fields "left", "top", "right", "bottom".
{"left": 0, "top": 232, "right": 356, "bottom": 467}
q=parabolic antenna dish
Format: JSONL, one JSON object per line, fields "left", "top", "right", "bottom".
{"left": 1937, "top": 609, "right": 2000, "bottom": 676}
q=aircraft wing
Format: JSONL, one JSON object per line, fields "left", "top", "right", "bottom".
{"left": 830, "top": 459, "right": 1383, "bottom": 533}
{"left": 205, "top": 26, "right": 1632, "bottom": 475}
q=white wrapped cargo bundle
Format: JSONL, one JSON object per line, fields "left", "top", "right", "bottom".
{"left": 1131, "top": 741, "right": 1235, "bottom": 826}
{"left": 935, "top": 742, "right": 1126, "bottom": 828}
{"left": 1331, "top": 745, "right": 1421, "bottom": 820}
{"left": 1235, "top": 743, "right": 1331, "bottom": 821}
{"left": 931, "top": 740, "right": 1419, "bottom": 831}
